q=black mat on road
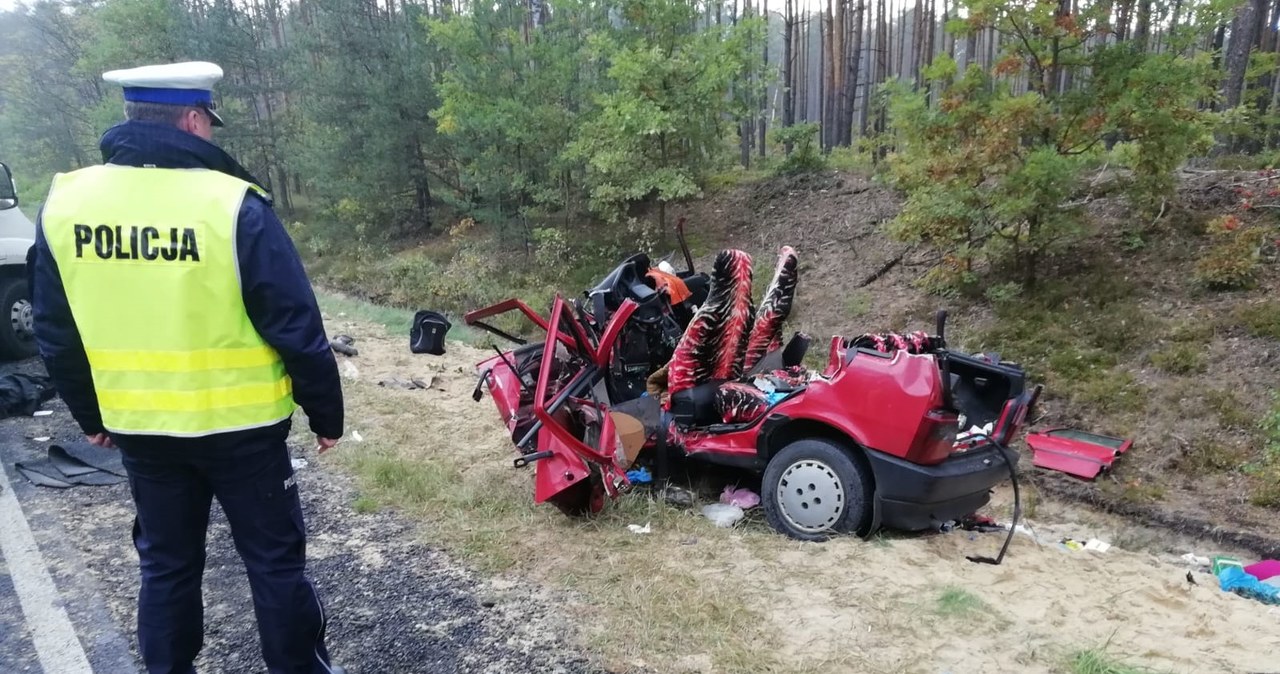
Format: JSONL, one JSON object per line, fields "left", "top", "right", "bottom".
{"left": 15, "top": 442, "right": 127, "bottom": 488}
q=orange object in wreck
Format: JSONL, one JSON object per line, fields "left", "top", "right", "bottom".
{"left": 645, "top": 268, "right": 692, "bottom": 304}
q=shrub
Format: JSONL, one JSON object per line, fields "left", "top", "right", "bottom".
{"left": 1234, "top": 301, "right": 1280, "bottom": 340}
{"left": 1148, "top": 343, "right": 1207, "bottom": 375}
{"left": 771, "top": 123, "right": 826, "bottom": 175}
{"left": 1194, "top": 216, "right": 1267, "bottom": 290}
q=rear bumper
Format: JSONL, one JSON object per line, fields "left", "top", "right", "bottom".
{"left": 863, "top": 443, "right": 1017, "bottom": 532}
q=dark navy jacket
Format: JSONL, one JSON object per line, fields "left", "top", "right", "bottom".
{"left": 28, "top": 121, "right": 344, "bottom": 440}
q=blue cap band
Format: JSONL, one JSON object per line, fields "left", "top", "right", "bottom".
{"left": 122, "top": 87, "right": 213, "bottom": 106}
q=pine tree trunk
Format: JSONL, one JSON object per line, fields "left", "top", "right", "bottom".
{"left": 760, "top": 0, "right": 769, "bottom": 158}
{"left": 822, "top": 0, "right": 835, "bottom": 150}
{"left": 1221, "top": 0, "right": 1262, "bottom": 111}
{"left": 841, "top": 0, "right": 864, "bottom": 146}
{"left": 783, "top": 0, "right": 795, "bottom": 152}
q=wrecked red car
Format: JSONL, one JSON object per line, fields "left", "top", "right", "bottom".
{"left": 465, "top": 231, "right": 1041, "bottom": 542}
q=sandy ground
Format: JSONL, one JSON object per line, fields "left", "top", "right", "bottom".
{"left": 323, "top": 308, "right": 1280, "bottom": 674}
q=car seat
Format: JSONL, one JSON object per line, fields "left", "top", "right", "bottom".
{"left": 665, "top": 246, "right": 806, "bottom": 427}
{"left": 666, "top": 249, "right": 755, "bottom": 424}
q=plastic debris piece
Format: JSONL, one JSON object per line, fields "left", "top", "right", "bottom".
{"left": 291, "top": 458, "right": 309, "bottom": 470}
{"left": 662, "top": 486, "right": 695, "bottom": 508}
{"left": 352, "top": 430, "right": 364, "bottom": 442}
{"left": 720, "top": 485, "right": 760, "bottom": 509}
{"left": 33, "top": 410, "right": 52, "bottom": 417}
{"left": 1212, "top": 556, "right": 1244, "bottom": 575}
{"left": 627, "top": 522, "right": 651, "bottom": 535}
{"left": 34, "top": 436, "right": 50, "bottom": 442}
{"left": 626, "top": 467, "right": 652, "bottom": 484}
{"left": 701, "top": 503, "right": 745, "bottom": 528}
{"left": 340, "top": 360, "right": 359, "bottom": 379}
{"left": 1084, "top": 539, "right": 1111, "bottom": 553}
{"left": 1181, "top": 553, "right": 1211, "bottom": 568}
{"left": 1218, "top": 566, "right": 1280, "bottom": 606}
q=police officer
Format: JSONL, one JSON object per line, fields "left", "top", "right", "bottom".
{"left": 27, "top": 61, "right": 349, "bottom": 674}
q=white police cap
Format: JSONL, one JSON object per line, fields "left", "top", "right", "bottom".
{"left": 103, "top": 61, "right": 225, "bottom": 127}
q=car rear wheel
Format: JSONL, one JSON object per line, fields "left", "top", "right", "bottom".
{"left": 0, "top": 277, "right": 37, "bottom": 361}
{"left": 762, "top": 438, "right": 874, "bottom": 541}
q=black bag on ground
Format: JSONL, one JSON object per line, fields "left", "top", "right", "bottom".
{"left": 410, "top": 310, "right": 451, "bottom": 355}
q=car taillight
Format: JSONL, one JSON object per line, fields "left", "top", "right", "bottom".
{"left": 907, "top": 408, "right": 959, "bottom": 464}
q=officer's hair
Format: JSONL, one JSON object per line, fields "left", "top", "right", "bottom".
{"left": 124, "top": 101, "right": 202, "bottom": 126}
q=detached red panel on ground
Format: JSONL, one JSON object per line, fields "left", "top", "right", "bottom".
{"left": 1025, "top": 428, "right": 1132, "bottom": 479}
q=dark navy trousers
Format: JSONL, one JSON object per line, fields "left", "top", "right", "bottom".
{"left": 115, "top": 420, "right": 335, "bottom": 674}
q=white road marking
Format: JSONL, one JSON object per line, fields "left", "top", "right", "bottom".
{"left": 0, "top": 469, "right": 94, "bottom": 674}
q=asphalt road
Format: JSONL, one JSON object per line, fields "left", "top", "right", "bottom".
{"left": 0, "top": 357, "right": 604, "bottom": 674}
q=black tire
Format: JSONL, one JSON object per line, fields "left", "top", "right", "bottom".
{"left": 762, "top": 438, "right": 874, "bottom": 542}
{"left": 0, "top": 276, "right": 37, "bottom": 361}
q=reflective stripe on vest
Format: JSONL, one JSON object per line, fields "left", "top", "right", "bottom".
{"left": 40, "top": 165, "right": 296, "bottom": 437}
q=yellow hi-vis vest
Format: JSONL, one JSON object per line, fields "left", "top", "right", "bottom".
{"left": 41, "top": 165, "right": 296, "bottom": 437}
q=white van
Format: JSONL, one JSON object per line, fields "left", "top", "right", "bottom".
{"left": 0, "top": 162, "right": 39, "bottom": 359}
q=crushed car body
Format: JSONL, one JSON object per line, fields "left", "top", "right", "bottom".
{"left": 465, "top": 224, "right": 1041, "bottom": 541}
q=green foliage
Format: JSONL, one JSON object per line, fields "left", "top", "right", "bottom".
{"left": 771, "top": 123, "right": 825, "bottom": 175}
{"left": 934, "top": 587, "right": 990, "bottom": 618}
{"left": 1193, "top": 216, "right": 1268, "bottom": 290}
{"left": 1068, "top": 646, "right": 1162, "bottom": 674}
{"left": 1177, "top": 438, "right": 1248, "bottom": 475}
{"left": 885, "top": 1, "right": 1217, "bottom": 294}
{"left": 1252, "top": 396, "right": 1280, "bottom": 508}
{"left": 429, "top": 0, "right": 609, "bottom": 222}
{"left": 1234, "top": 300, "right": 1280, "bottom": 340}
{"left": 567, "top": 2, "right": 764, "bottom": 225}
{"left": 1147, "top": 343, "right": 1207, "bottom": 375}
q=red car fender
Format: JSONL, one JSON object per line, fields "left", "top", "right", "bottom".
{"left": 532, "top": 430, "right": 591, "bottom": 504}
{"left": 794, "top": 350, "right": 948, "bottom": 462}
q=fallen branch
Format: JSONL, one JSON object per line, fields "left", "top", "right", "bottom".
{"left": 858, "top": 248, "right": 911, "bottom": 287}
{"left": 1150, "top": 198, "right": 1167, "bottom": 227}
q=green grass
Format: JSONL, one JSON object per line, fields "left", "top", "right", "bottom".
{"left": 934, "top": 587, "right": 988, "bottom": 618}
{"left": 1234, "top": 301, "right": 1280, "bottom": 341}
{"left": 317, "top": 290, "right": 416, "bottom": 332}
{"left": 1147, "top": 343, "right": 1206, "bottom": 375}
{"left": 352, "top": 495, "right": 380, "bottom": 513}
{"left": 1176, "top": 438, "right": 1248, "bottom": 475}
{"left": 316, "top": 288, "right": 484, "bottom": 346}
{"left": 1068, "top": 647, "right": 1163, "bottom": 674}
{"left": 845, "top": 290, "right": 872, "bottom": 318}
{"left": 1202, "top": 389, "right": 1253, "bottom": 430}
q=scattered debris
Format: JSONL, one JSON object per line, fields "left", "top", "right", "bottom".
{"left": 378, "top": 376, "right": 434, "bottom": 390}
{"left": 662, "top": 485, "right": 695, "bottom": 508}
{"left": 0, "top": 373, "right": 58, "bottom": 419}
{"left": 15, "top": 442, "right": 127, "bottom": 488}
{"left": 291, "top": 458, "right": 309, "bottom": 470}
{"left": 627, "top": 522, "right": 651, "bottom": 535}
{"left": 1246, "top": 560, "right": 1280, "bottom": 581}
{"left": 1025, "top": 427, "right": 1132, "bottom": 479}
{"left": 331, "top": 334, "right": 358, "bottom": 357}
{"left": 1216, "top": 559, "right": 1280, "bottom": 606}
{"left": 33, "top": 436, "right": 50, "bottom": 442}
{"left": 702, "top": 503, "right": 745, "bottom": 528}
{"left": 720, "top": 485, "right": 759, "bottom": 509}
{"left": 340, "top": 360, "right": 360, "bottom": 379}
{"left": 33, "top": 410, "right": 52, "bottom": 417}
{"left": 352, "top": 430, "right": 364, "bottom": 442}
{"left": 626, "top": 467, "right": 652, "bottom": 484}
{"left": 1181, "top": 553, "right": 1212, "bottom": 570}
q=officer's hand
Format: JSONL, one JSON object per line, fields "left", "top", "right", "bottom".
{"left": 86, "top": 433, "right": 115, "bottom": 449}
{"left": 316, "top": 436, "right": 339, "bottom": 454}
